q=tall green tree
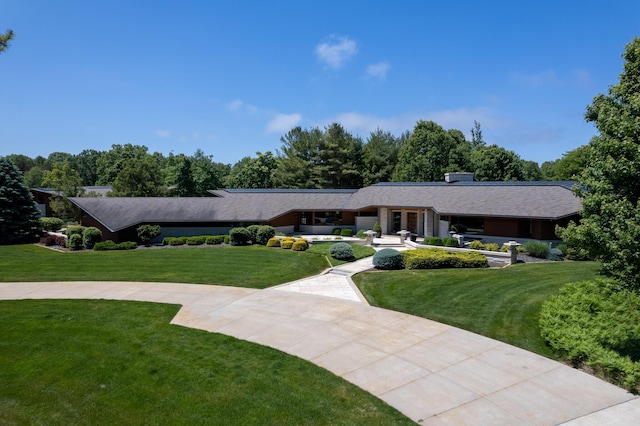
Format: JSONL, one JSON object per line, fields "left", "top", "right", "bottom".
{"left": 274, "top": 127, "right": 324, "bottom": 188}
{"left": 0, "top": 158, "right": 41, "bottom": 244}
{"left": 545, "top": 146, "right": 591, "bottom": 180}
{"left": 558, "top": 37, "right": 640, "bottom": 290}
{"left": 316, "top": 123, "right": 363, "bottom": 189}
{"left": 110, "top": 156, "right": 166, "bottom": 197}
{"left": 471, "top": 145, "right": 525, "bottom": 181}
{"left": 394, "top": 120, "right": 463, "bottom": 182}
{"left": 362, "top": 128, "right": 399, "bottom": 185}
{"left": 0, "top": 29, "right": 13, "bottom": 54}
{"left": 470, "top": 120, "right": 486, "bottom": 150}
{"left": 521, "top": 160, "right": 543, "bottom": 181}
{"left": 42, "top": 162, "right": 85, "bottom": 220}
{"left": 174, "top": 157, "right": 197, "bottom": 196}
{"left": 225, "top": 151, "right": 276, "bottom": 189}
{"left": 69, "top": 149, "right": 103, "bottom": 186}
{"left": 96, "top": 144, "right": 150, "bottom": 185}
{"left": 3, "top": 154, "right": 34, "bottom": 173}
{"left": 191, "top": 149, "right": 228, "bottom": 194}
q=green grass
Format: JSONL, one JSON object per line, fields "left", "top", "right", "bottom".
{"left": 0, "top": 244, "right": 328, "bottom": 289}
{"left": 0, "top": 299, "right": 413, "bottom": 425}
{"left": 354, "top": 261, "right": 600, "bottom": 358}
{"left": 306, "top": 242, "right": 376, "bottom": 266}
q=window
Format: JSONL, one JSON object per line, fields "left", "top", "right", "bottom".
{"left": 314, "top": 211, "right": 342, "bottom": 225}
{"left": 450, "top": 216, "right": 484, "bottom": 234}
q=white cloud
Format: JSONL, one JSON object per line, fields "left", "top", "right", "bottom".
{"left": 315, "top": 36, "right": 358, "bottom": 69}
{"left": 226, "top": 99, "right": 258, "bottom": 114}
{"left": 365, "top": 61, "right": 390, "bottom": 79}
{"left": 573, "top": 69, "right": 594, "bottom": 88}
{"left": 155, "top": 129, "right": 171, "bottom": 138}
{"left": 266, "top": 113, "right": 302, "bottom": 134}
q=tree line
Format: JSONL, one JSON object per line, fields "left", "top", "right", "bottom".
{"left": 3, "top": 120, "right": 587, "bottom": 196}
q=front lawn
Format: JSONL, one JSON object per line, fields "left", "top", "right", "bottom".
{"left": 353, "top": 261, "right": 600, "bottom": 358}
{"left": 0, "top": 244, "right": 328, "bottom": 289}
{"left": 306, "top": 242, "right": 376, "bottom": 266}
{"left": 0, "top": 299, "right": 413, "bottom": 425}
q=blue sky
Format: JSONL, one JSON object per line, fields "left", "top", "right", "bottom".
{"left": 1, "top": 1, "right": 639, "bottom": 166}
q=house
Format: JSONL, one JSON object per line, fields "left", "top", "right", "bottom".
{"left": 68, "top": 177, "right": 582, "bottom": 243}
{"left": 31, "top": 186, "right": 112, "bottom": 216}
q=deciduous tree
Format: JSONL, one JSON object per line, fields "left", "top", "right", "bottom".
{"left": 558, "top": 37, "right": 640, "bottom": 290}
{"left": 471, "top": 145, "right": 525, "bottom": 181}
{"left": 42, "top": 161, "right": 85, "bottom": 219}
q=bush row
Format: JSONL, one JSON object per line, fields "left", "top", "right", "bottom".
{"left": 540, "top": 280, "right": 640, "bottom": 392}
{"left": 229, "top": 226, "right": 276, "bottom": 246}
{"left": 39, "top": 217, "right": 64, "bottom": 232}
{"left": 331, "top": 228, "right": 354, "bottom": 237}
{"left": 401, "top": 248, "right": 489, "bottom": 269}
{"left": 55, "top": 225, "right": 104, "bottom": 251}
{"left": 93, "top": 240, "right": 138, "bottom": 251}
{"left": 162, "top": 235, "right": 229, "bottom": 246}
{"left": 422, "top": 236, "right": 459, "bottom": 247}
{"left": 266, "top": 237, "right": 309, "bottom": 251}
{"left": 40, "top": 235, "right": 67, "bottom": 247}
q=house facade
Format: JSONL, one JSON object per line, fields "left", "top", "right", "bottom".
{"left": 68, "top": 180, "right": 582, "bottom": 243}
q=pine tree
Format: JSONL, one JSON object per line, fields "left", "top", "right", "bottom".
{"left": 0, "top": 158, "right": 42, "bottom": 244}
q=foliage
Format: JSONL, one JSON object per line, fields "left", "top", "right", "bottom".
{"left": 557, "top": 37, "right": 640, "bottom": 291}
{"left": 540, "top": 280, "right": 640, "bottom": 391}
{"left": 65, "top": 225, "right": 85, "bottom": 237}
{"left": 468, "top": 240, "right": 485, "bottom": 250}
{"left": 401, "top": 249, "right": 489, "bottom": 269}
{"left": 329, "top": 242, "right": 354, "bottom": 260}
{"left": 522, "top": 241, "right": 550, "bottom": 259}
{"left": 110, "top": 155, "right": 166, "bottom": 197}
{"left": 136, "top": 224, "right": 161, "bottom": 245}
{"left": 266, "top": 237, "right": 281, "bottom": 247}
{"left": 332, "top": 227, "right": 342, "bottom": 235}
{"left": 292, "top": 239, "right": 309, "bottom": 251}
{"left": 547, "top": 248, "right": 564, "bottom": 261}
{"left": 224, "top": 151, "right": 276, "bottom": 189}
{"left": 483, "top": 243, "right": 499, "bottom": 252}
{"left": 362, "top": 129, "right": 400, "bottom": 186}
{"left": 67, "top": 234, "right": 83, "bottom": 251}
{"left": 307, "top": 242, "right": 375, "bottom": 266}
{"left": 42, "top": 161, "right": 85, "bottom": 220}
{"left": 443, "top": 237, "right": 459, "bottom": 247}
{"left": 355, "top": 229, "right": 367, "bottom": 238}
{"left": 173, "top": 157, "right": 197, "bottom": 196}
{"left": 541, "top": 146, "right": 591, "bottom": 181}
{"left": 372, "top": 248, "right": 404, "bottom": 270}
{"left": 0, "top": 160, "right": 44, "bottom": 244}
{"left": 255, "top": 225, "right": 276, "bottom": 245}
{"left": 471, "top": 145, "right": 525, "bottom": 181}
{"left": 82, "top": 227, "right": 102, "bottom": 250}
{"left": 0, "top": 28, "right": 13, "bottom": 53}
{"left": 186, "top": 236, "right": 205, "bottom": 245}
{"left": 423, "top": 236, "right": 443, "bottom": 246}
{"left": 373, "top": 222, "right": 382, "bottom": 233}
{"left": 168, "top": 237, "right": 187, "bottom": 246}
{"left": 281, "top": 240, "right": 294, "bottom": 249}
{"left": 162, "top": 237, "right": 175, "bottom": 245}
{"left": 229, "top": 227, "right": 251, "bottom": 246}
{"left": 340, "top": 228, "right": 353, "bottom": 237}
{"left": 40, "top": 235, "right": 58, "bottom": 246}
{"left": 93, "top": 240, "right": 138, "bottom": 251}
{"left": 246, "top": 225, "right": 261, "bottom": 243}
{"left": 39, "top": 217, "right": 64, "bottom": 232}
{"left": 205, "top": 235, "right": 225, "bottom": 245}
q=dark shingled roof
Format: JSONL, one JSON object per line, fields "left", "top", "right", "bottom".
{"left": 70, "top": 181, "right": 582, "bottom": 232}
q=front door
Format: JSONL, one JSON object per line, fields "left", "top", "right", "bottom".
{"left": 392, "top": 211, "right": 402, "bottom": 233}
{"left": 407, "top": 212, "right": 418, "bottom": 234}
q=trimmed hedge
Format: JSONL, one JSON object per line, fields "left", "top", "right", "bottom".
{"left": 247, "top": 225, "right": 261, "bottom": 244}
{"left": 169, "top": 237, "right": 187, "bottom": 246}
{"left": 39, "top": 217, "right": 64, "bottom": 232}
{"left": 372, "top": 248, "right": 403, "bottom": 270}
{"left": 423, "top": 236, "right": 443, "bottom": 246}
{"left": 281, "top": 240, "right": 294, "bottom": 249}
{"left": 93, "top": 240, "right": 138, "bottom": 251}
{"left": 540, "top": 280, "right": 640, "bottom": 392}
{"left": 329, "top": 242, "right": 354, "bottom": 260}
{"left": 82, "top": 226, "right": 102, "bottom": 250}
{"left": 355, "top": 229, "right": 367, "bottom": 239}
{"left": 229, "top": 227, "right": 251, "bottom": 246}
{"left": 266, "top": 237, "right": 281, "bottom": 247}
{"left": 292, "top": 239, "right": 309, "bottom": 251}
{"left": 340, "top": 228, "right": 353, "bottom": 237}
{"left": 67, "top": 234, "right": 83, "bottom": 251}
{"left": 256, "top": 225, "right": 276, "bottom": 245}
{"left": 483, "top": 243, "right": 499, "bottom": 252}
{"left": 205, "top": 235, "right": 225, "bottom": 245}
{"left": 443, "top": 237, "right": 459, "bottom": 247}
{"left": 401, "top": 248, "right": 489, "bottom": 269}
{"left": 468, "top": 240, "right": 485, "bottom": 250}
{"left": 332, "top": 228, "right": 342, "bottom": 235}
{"left": 65, "top": 225, "right": 85, "bottom": 237}
{"left": 186, "top": 236, "right": 206, "bottom": 245}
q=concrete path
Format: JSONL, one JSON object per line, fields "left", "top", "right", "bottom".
{"left": 1, "top": 281, "right": 637, "bottom": 425}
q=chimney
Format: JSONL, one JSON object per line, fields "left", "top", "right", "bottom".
{"left": 445, "top": 172, "right": 474, "bottom": 183}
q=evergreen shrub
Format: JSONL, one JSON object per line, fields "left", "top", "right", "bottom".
{"left": 55, "top": 236, "right": 67, "bottom": 246}
{"left": 82, "top": 226, "right": 102, "bottom": 250}
{"left": 39, "top": 217, "right": 64, "bottom": 232}
{"left": 340, "top": 228, "right": 353, "bottom": 237}
{"left": 186, "top": 236, "right": 205, "bottom": 245}
{"left": 247, "top": 225, "right": 261, "bottom": 244}
{"left": 67, "top": 234, "right": 83, "bottom": 251}
{"left": 93, "top": 240, "right": 137, "bottom": 251}
{"left": 205, "top": 235, "right": 225, "bottom": 245}
{"left": 355, "top": 229, "right": 367, "bottom": 239}
{"left": 281, "top": 240, "right": 294, "bottom": 249}
{"left": 266, "top": 237, "right": 281, "bottom": 247}
{"left": 372, "top": 248, "right": 403, "bottom": 270}
{"left": 229, "top": 227, "right": 251, "bottom": 246}
{"left": 424, "top": 236, "right": 443, "bottom": 246}
{"left": 401, "top": 248, "right": 488, "bottom": 269}
{"left": 468, "top": 240, "right": 485, "bottom": 250}
{"left": 332, "top": 228, "right": 342, "bottom": 235}
{"left": 484, "top": 243, "right": 499, "bottom": 252}
{"left": 256, "top": 225, "right": 276, "bottom": 245}
{"left": 137, "top": 224, "right": 161, "bottom": 245}
{"left": 443, "top": 237, "right": 458, "bottom": 247}
{"left": 329, "top": 242, "right": 353, "bottom": 260}
{"left": 292, "top": 239, "right": 309, "bottom": 251}
{"left": 162, "top": 237, "right": 175, "bottom": 245}
{"left": 224, "top": 235, "right": 230, "bottom": 244}
{"left": 40, "top": 235, "right": 58, "bottom": 246}
{"left": 65, "top": 225, "right": 85, "bottom": 237}
{"left": 169, "top": 237, "right": 187, "bottom": 246}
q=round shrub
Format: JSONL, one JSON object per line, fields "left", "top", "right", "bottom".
{"left": 39, "top": 217, "right": 64, "bottom": 232}
{"left": 266, "top": 237, "right": 281, "bottom": 247}
{"left": 186, "top": 236, "right": 205, "bottom": 245}
{"left": 65, "top": 225, "right": 85, "bottom": 237}
{"left": 281, "top": 240, "right": 294, "bottom": 249}
{"left": 55, "top": 236, "right": 67, "bottom": 246}
{"left": 247, "top": 224, "right": 261, "bottom": 244}
{"left": 332, "top": 227, "right": 342, "bottom": 235}
{"left": 162, "top": 237, "right": 175, "bottom": 246}
{"left": 292, "top": 239, "right": 309, "bottom": 251}
{"left": 93, "top": 240, "right": 117, "bottom": 251}
{"left": 340, "top": 228, "right": 353, "bottom": 237}
{"left": 483, "top": 243, "right": 499, "bottom": 252}
{"left": 169, "top": 237, "right": 187, "bottom": 246}
{"left": 82, "top": 226, "right": 102, "bottom": 250}
{"left": 329, "top": 242, "right": 353, "bottom": 260}
{"left": 355, "top": 229, "right": 367, "bottom": 239}
{"left": 229, "top": 227, "right": 251, "bottom": 246}
{"left": 468, "top": 240, "right": 485, "bottom": 250}
{"left": 443, "top": 237, "right": 459, "bottom": 247}
{"left": 67, "top": 233, "right": 83, "bottom": 251}
{"left": 373, "top": 248, "right": 403, "bottom": 270}
{"left": 205, "top": 235, "right": 225, "bottom": 245}
{"left": 256, "top": 225, "right": 276, "bottom": 245}
{"left": 137, "top": 224, "right": 161, "bottom": 245}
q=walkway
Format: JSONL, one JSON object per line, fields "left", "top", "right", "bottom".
{"left": 1, "top": 280, "right": 638, "bottom": 425}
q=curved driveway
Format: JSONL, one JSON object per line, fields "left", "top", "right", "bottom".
{"left": 1, "top": 280, "right": 638, "bottom": 425}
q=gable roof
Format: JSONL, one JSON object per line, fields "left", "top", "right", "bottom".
{"left": 69, "top": 181, "right": 582, "bottom": 232}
